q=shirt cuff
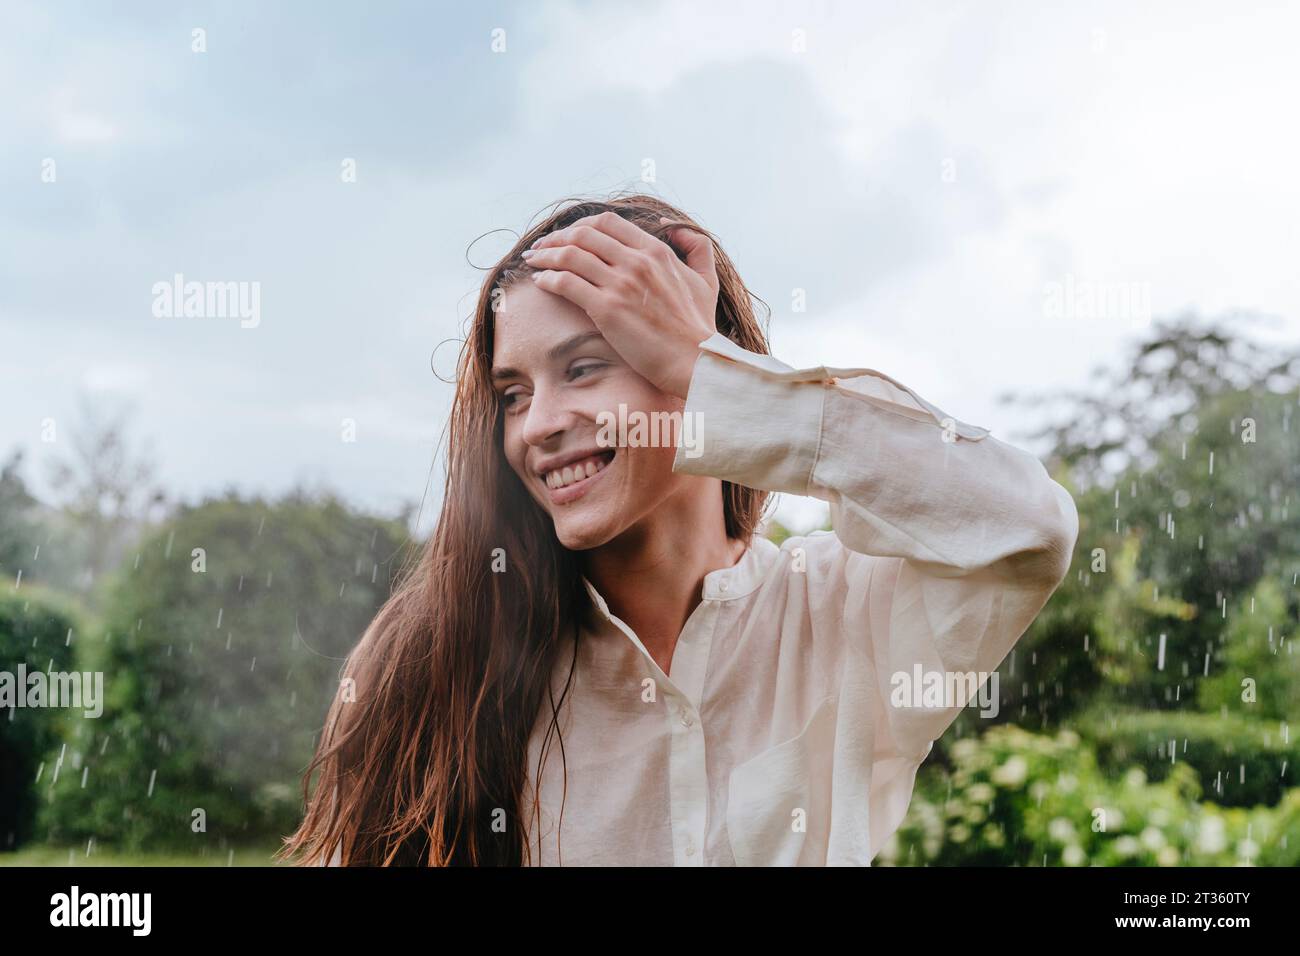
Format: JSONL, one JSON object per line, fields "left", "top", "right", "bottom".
{"left": 671, "top": 333, "right": 826, "bottom": 496}
{"left": 671, "top": 331, "right": 994, "bottom": 497}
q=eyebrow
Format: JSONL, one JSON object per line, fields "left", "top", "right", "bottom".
{"left": 490, "top": 330, "right": 608, "bottom": 381}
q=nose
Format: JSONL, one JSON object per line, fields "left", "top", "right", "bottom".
{"left": 519, "top": 383, "right": 578, "bottom": 451}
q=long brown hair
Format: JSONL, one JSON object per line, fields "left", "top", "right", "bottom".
{"left": 278, "top": 192, "right": 773, "bottom": 865}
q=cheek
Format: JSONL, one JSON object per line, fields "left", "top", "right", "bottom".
{"left": 620, "top": 442, "right": 680, "bottom": 490}
{"left": 502, "top": 426, "right": 530, "bottom": 484}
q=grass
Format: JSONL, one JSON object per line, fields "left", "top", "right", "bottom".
{"left": 0, "top": 842, "right": 286, "bottom": 867}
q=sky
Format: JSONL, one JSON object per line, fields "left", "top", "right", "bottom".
{"left": 2, "top": 0, "right": 1298, "bottom": 536}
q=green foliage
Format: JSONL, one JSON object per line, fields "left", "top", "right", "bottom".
{"left": 35, "top": 491, "right": 413, "bottom": 852}
{"left": 762, "top": 518, "right": 794, "bottom": 547}
{"left": 0, "top": 589, "right": 81, "bottom": 848}
{"left": 0, "top": 450, "right": 40, "bottom": 580}
{"left": 1072, "top": 707, "right": 1297, "bottom": 809}
{"left": 1080, "top": 532, "right": 1200, "bottom": 704}
{"left": 1005, "top": 318, "right": 1299, "bottom": 719}
{"left": 1126, "top": 387, "right": 1300, "bottom": 608}
{"left": 879, "top": 724, "right": 1298, "bottom": 867}
{"left": 1196, "top": 575, "right": 1300, "bottom": 721}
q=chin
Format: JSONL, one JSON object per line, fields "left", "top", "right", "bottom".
{"left": 553, "top": 517, "right": 619, "bottom": 551}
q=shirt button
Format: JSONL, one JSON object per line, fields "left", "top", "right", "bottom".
{"left": 679, "top": 709, "right": 694, "bottom": 728}
{"left": 685, "top": 836, "right": 697, "bottom": 857}
{"left": 719, "top": 581, "right": 728, "bottom": 592}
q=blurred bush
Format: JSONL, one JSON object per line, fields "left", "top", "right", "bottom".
{"left": 0, "top": 589, "right": 81, "bottom": 849}
{"left": 34, "top": 491, "right": 413, "bottom": 852}
{"left": 878, "top": 724, "right": 1298, "bottom": 866}
{"left": 1072, "top": 707, "right": 1296, "bottom": 809}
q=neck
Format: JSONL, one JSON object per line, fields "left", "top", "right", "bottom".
{"left": 583, "top": 478, "right": 745, "bottom": 676}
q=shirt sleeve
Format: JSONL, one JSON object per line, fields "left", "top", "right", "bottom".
{"left": 672, "top": 332, "right": 1079, "bottom": 855}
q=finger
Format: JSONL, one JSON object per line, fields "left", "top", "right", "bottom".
{"left": 659, "top": 217, "right": 718, "bottom": 290}
{"left": 529, "top": 268, "right": 603, "bottom": 318}
{"left": 533, "top": 210, "right": 658, "bottom": 255}
{"left": 523, "top": 243, "right": 619, "bottom": 288}
{"left": 530, "top": 223, "right": 634, "bottom": 271}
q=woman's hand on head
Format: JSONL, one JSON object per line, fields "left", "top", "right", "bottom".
{"left": 523, "top": 211, "right": 719, "bottom": 400}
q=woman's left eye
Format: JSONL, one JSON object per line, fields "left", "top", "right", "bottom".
{"left": 569, "top": 362, "right": 604, "bottom": 380}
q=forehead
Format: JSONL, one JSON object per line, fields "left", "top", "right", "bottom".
{"left": 492, "top": 280, "right": 599, "bottom": 368}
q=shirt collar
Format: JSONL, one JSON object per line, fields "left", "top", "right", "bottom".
{"left": 581, "top": 535, "right": 779, "bottom": 620}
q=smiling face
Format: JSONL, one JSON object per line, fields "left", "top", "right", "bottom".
{"left": 490, "top": 279, "right": 693, "bottom": 551}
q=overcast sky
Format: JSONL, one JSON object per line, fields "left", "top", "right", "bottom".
{"left": 3, "top": 0, "right": 1298, "bottom": 535}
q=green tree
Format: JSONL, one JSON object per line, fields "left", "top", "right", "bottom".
{"left": 37, "top": 491, "right": 414, "bottom": 851}
{"left": 0, "top": 449, "right": 39, "bottom": 581}
{"left": 44, "top": 396, "right": 165, "bottom": 602}
{"left": 1196, "top": 576, "right": 1299, "bottom": 722}
{"left": 0, "top": 590, "right": 81, "bottom": 849}
{"left": 1000, "top": 314, "right": 1299, "bottom": 718}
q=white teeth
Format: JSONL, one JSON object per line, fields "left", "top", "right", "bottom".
{"left": 544, "top": 453, "right": 611, "bottom": 489}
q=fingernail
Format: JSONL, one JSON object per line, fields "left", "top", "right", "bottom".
{"left": 521, "top": 248, "right": 536, "bottom": 259}
{"left": 529, "top": 236, "right": 542, "bottom": 249}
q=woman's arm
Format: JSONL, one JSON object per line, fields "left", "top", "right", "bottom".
{"left": 675, "top": 331, "right": 1076, "bottom": 581}
{"left": 673, "top": 333, "right": 1079, "bottom": 756}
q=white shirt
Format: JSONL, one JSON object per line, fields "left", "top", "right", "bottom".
{"left": 519, "top": 332, "right": 1079, "bottom": 866}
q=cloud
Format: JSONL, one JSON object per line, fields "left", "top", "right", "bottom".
{"left": 2, "top": 0, "right": 1298, "bottom": 529}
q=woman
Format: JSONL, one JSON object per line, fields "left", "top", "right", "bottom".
{"left": 280, "top": 193, "right": 1078, "bottom": 866}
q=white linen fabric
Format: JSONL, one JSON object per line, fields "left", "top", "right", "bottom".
{"left": 518, "top": 332, "right": 1079, "bottom": 866}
